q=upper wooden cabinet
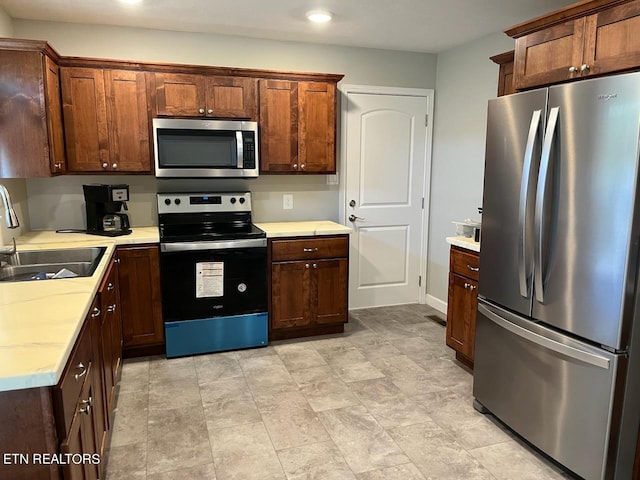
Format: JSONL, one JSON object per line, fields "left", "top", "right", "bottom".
{"left": 259, "top": 79, "right": 337, "bottom": 174}
{"left": 0, "top": 40, "right": 66, "bottom": 177}
{"left": 61, "top": 67, "right": 152, "bottom": 173}
{"left": 154, "top": 73, "right": 258, "bottom": 120}
{"left": 490, "top": 51, "right": 516, "bottom": 96}
{"left": 507, "top": 0, "right": 640, "bottom": 90}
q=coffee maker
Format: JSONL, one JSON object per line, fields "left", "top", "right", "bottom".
{"left": 83, "top": 184, "right": 132, "bottom": 237}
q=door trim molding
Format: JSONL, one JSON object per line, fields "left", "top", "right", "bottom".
{"left": 338, "top": 84, "right": 435, "bottom": 306}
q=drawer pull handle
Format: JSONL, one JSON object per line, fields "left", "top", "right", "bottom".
{"left": 91, "top": 307, "right": 100, "bottom": 318}
{"left": 464, "top": 282, "right": 477, "bottom": 291}
{"left": 303, "top": 248, "right": 319, "bottom": 252}
{"left": 107, "top": 304, "right": 117, "bottom": 313}
{"left": 467, "top": 265, "right": 479, "bottom": 272}
{"left": 75, "top": 362, "right": 87, "bottom": 381}
{"left": 107, "top": 282, "right": 114, "bottom": 291}
{"left": 79, "top": 396, "right": 92, "bottom": 415}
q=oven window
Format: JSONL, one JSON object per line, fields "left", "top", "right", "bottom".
{"left": 157, "top": 129, "right": 238, "bottom": 168}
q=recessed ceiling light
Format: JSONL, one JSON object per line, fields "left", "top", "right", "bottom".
{"left": 306, "top": 10, "right": 332, "bottom": 23}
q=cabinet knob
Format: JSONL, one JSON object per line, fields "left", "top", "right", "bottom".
{"left": 114, "top": 258, "right": 121, "bottom": 264}
{"left": 305, "top": 263, "right": 310, "bottom": 269}
{"left": 207, "top": 109, "right": 213, "bottom": 114}
{"left": 102, "top": 162, "right": 108, "bottom": 169}
{"left": 312, "top": 263, "right": 317, "bottom": 269}
{"left": 112, "top": 163, "right": 118, "bottom": 169}
{"left": 107, "top": 304, "right": 117, "bottom": 313}
{"left": 54, "top": 163, "right": 62, "bottom": 170}
{"left": 91, "top": 307, "right": 101, "bottom": 318}
{"left": 293, "top": 164, "right": 298, "bottom": 170}
{"left": 568, "top": 66, "right": 579, "bottom": 73}
{"left": 301, "top": 164, "right": 306, "bottom": 170}
{"left": 107, "top": 282, "right": 114, "bottom": 291}
{"left": 580, "top": 64, "right": 590, "bottom": 72}
{"left": 199, "top": 108, "right": 205, "bottom": 114}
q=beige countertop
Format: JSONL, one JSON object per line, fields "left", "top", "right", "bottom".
{"left": 0, "top": 227, "right": 158, "bottom": 392}
{"left": 446, "top": 235, "right": 480, "bottom": 253}
{"left": 256, "top": 220, "right": 351, "bottom": 238}
{"left": 0, "top": 222, "right": 349, "bottom": 392}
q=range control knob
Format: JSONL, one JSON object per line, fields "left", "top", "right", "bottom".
{"left": 164, "top": 198, "right": 171, "bottom": 206}
{"left": 230, "top": 197, "right": 237, "bottom": 204}
{"left": 175, "top": 198, "right": 181, "bottom": 205}
{"left": 239, "top": 197, "right": 246, "bottom": 204}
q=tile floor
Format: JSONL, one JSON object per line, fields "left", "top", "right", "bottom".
{"left": 105, "top": 304, "right": 574, "bottom": 480}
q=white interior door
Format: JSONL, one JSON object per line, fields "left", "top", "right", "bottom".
{"left": 342, "top": 87, "right": 432, "bottom": 309}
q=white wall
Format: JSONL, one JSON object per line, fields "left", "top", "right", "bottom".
{"left": 13, "top": 20, "right": 438, "bottom": 230}
{"left": 426, "top": 32, "right": 513, "bottom": 308}
{"left": 0, "top": 6, "right": 12, "bottom": 37}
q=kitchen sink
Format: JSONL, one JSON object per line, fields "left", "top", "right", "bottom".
{"left": 0, "top": 247, "right": 106, "bottom": 282}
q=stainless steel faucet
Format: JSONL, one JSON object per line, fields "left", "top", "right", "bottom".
{"left": 0, "top": 184, "right": 19, "bottom": 257}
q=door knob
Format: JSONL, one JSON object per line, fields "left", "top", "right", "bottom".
{"left": 348, "top": 214, "right": 365, "bottom": 222}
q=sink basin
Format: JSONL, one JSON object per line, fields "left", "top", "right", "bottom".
{"left": 0, "top": 247, "right": 106, "bottom": 282}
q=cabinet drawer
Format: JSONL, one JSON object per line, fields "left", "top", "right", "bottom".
{"left": 271, "top": 236, "right": 348, "bottom": 261}
{"left": 55, "top": 320, "right": 92, "bottom": 438}
{"left": 450, "top": 246, "right": 480, "bottom": 281}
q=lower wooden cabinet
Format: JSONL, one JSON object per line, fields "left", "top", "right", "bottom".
{"left": 269, "top": 235, "right": 349, "bottom": 340}
{"left": 446, "top": 246, "right": 480, "bottom": 368}
{"left": 116, "top": 245, "right": 165, "bottom": 357}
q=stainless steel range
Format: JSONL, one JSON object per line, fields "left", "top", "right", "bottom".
{"left": 157, "top": 191, "right": 267, "bottom": 358}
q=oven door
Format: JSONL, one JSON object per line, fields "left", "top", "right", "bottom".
{"left": 159, "top": 239, "right": 267, "bottom": 322}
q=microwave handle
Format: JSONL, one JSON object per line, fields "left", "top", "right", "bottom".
{"left": 236, "top": 131, "right": 244, "bottom": 169}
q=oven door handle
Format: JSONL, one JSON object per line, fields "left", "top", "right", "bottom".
{"left": 161, "top": 238, "right": 267, "bottom": 252}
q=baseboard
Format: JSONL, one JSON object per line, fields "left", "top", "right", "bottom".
{"left": 426, "top": 294, "right": 447, "bottom": 314}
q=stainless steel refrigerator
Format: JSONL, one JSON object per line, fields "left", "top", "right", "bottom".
{"left": 474, "top": 72, "right": 640, "bottom": 480}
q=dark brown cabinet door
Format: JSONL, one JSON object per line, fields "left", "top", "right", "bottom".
{"left": 104, "top": 69, "right": 151, "bottom": 172}
{"left": 446, "top": 273, "right": 477, "bottom": 362}
{"left": 0, "top": 48, "right": 65, "bottom": 177}
{"left": 44, "top": 56, "right": 66, "bottom": 174}
{"left": 88, "top": 298, "right": 107, "bottom": 464}
{"left": 206, "top": 76, "right": 258, "bottom": 119}
{"left": 117, "top": 245, "right": 165, "bottom": 351}
{"left": 154, "top": 73, "right": 206, "bottom": 116}
{"left": 583, "top": 1, "right": 640, "bottom": 76}
{"left": 61, "top": 67, "right": 110, "bottom": 172}
{"left": 314, "top": 259, "right": 348, "bottom": 325}
{"left": 513, "top": 18, "right": 585, "bottom": 90}
{"left": 259, "top": 79, "right": 299, "bottom": 173}
{"left": 271, "top": 261, "right": 312, "bottom": 329}
{"left": 298, "top": 81, "right": 336, "bottom": 173}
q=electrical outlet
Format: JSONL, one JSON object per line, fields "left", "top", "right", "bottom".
{"left": 283, "top": 194, "right": 293, "bottom": 210}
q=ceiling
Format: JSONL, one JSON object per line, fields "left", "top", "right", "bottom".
{"left": 0, "top": 0, "right": 577, "bottom": 53}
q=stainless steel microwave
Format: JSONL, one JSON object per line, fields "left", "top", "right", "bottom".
{"left": 153, "top": 118, "right": 259, "bottom": 178}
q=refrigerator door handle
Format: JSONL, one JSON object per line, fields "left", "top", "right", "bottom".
{"left": 534, "top": 106, "right": 559, "bottom": 304}
{"left": 478, "top": 303, "right": 610, "bottom": 369}
{"left": 518, "top": 109, "right": 542, "bottom": 298}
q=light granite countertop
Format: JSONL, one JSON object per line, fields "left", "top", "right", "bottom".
{"left": 255, "top": 220, "right": 351, "bottom": 237}
{"left": 0, "top": 222, "right": 349, "bottom": 392}
{"left": 0, "top": 228, "right": 159, "bottom": 392}
{"left": 446, "top": 235, "right": 480, "bottom": 253}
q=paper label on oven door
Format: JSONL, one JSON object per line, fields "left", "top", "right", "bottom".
{"left": 196, "top": 262, "right": 224, "bottom": 298}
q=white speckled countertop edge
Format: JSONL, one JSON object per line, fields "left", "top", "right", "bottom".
{"left": 446, "top": 235, "right": 480, "bottom": 252}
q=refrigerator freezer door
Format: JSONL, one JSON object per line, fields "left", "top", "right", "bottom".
{"left": 474, "top": 300, "right": 622, "bottom": 480}
{"left": 479, "top": 89, "right": 547, "bottom": 317}
{"left": 533, "top": 73, "right": 640, "bottom": 350}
